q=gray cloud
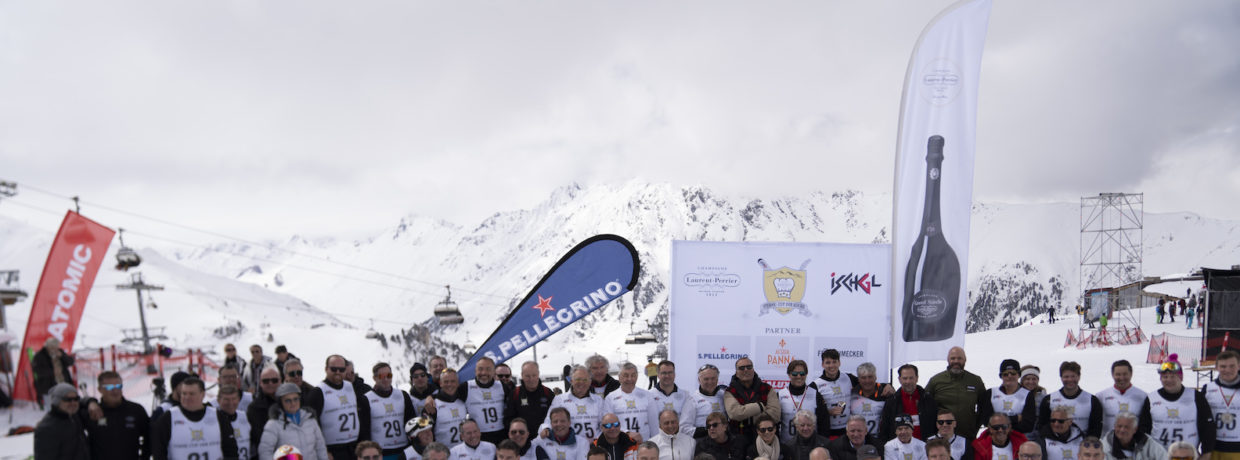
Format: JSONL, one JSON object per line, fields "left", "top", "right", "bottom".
{"left": 1, "top": 1, "right": 1236, "bottom": 238}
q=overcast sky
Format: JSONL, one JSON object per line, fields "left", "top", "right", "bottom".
{"left": 2, "top": 1, "right": 1237, "bottom": 240}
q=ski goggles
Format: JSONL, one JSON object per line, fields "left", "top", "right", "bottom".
{"left": 1159, "top": 361, "right": 1182, "bottom": 373}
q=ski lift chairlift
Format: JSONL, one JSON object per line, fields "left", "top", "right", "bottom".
{"left": 115, "top": 229, "right": 142, "bottom": 270}
{"left": 434, "top": 285, "right": 464, "bottom": 324}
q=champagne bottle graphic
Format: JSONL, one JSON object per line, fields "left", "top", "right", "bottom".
{"left": 902, "top": 135, "right": 961, "bottom": 342}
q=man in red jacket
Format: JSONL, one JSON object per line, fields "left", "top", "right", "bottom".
{"left": 974, "top": 414, "right": 1027, "bottom": 460}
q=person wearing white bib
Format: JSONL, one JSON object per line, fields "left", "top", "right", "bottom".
{"left": 1138, "top": 354, "right": 1215, "bottom": 451}
{"left": 218, "top": 384, "right": 252, "bottom": 460}
{"left": 647, "top": 361, "right": 697, "bottom": 438}
{"left": 462, "top": 357, "right": 509, "bottom": 445}
{"left": 607, "top": 362, "right": 654, "bottom": 442}
{"left": 851, "top": 362, "right": 893, "bottom": 438}
{"left": 535, "top": 407, "right": 591, "bottom": 460}
{"left": 1096, "top": 360, "right": 1149, "bottom": 437}
{"left": 1203, "top": 350, "right": 1240, "bottom": 460}
{"left": 218, "top": 365, "right": 253, "bottom": 416}
{"left": 926, "top": 438, "right": 954, "bottom": 460}
{"left": 885, "top": 414, "right": 928, "bottom": 460}
{"left": 813, "top": 349, "right": 860, "bottom": 438}
{"left": 972, "top": 414, "right": 1027, "bottom": 460}
{"left": 541, "top": 367, "right": 606, "bottom": 440}
{"left": 691, "top": 364, "right": 729, "bottom": 439}
{"left": 777, "top": 360, "right": 827, "bottom": 444}
{"left": 154, "top": 377, "right": 240, "bottom": 460}
{"left": 424, "top": 369, "right": 469, "bottom": 448}
{"left": 1101, "top": 412, "right": 1166, "bottom": 460}
{"left": 355, "top": 440, "right": 383, "bottom": 460}
{"left": 1078, "top": 437, "right": 1105, "bottom": 460}
{"left": 310, "top": 354, "right": 371, "bottom": 460}
{"left": 927, "top": 410, "right": 973, "bottom": 460}
{"left": 401, "top": 415, "right": 435, "bottom": 460}
{"left": 1037, "top": 406, "right": 1085, "bottom": 460}
{"left": 1038, "top": 362, "right": 1103, "bottom": 438}
{"left": 1018, "top": 442, "right": 1043, "bottom": 460}
{"left": 449, "top": 419, "right": 498, "bottom": 460}
{"left": 364, "top": 362, "right": 416, "bottom": 458}
{"left": 979, "top": 360, "right": 1038, "bottom": 436}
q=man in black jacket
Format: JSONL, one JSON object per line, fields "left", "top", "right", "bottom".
{"left": 880, "top": 364, "right": 938, "bottom": 441}
{"left": 695, "top": 412, "right": 747, "bottom": 459}
{"left": 828, "top": 415, "right": 884, "bottom": 460}
{"left": 505, "top": 361, "right": 555, "bottom": 434}
{"left": 246, "top": 366, "right": 282, "bottom": 456}
{"left": 32, "top": 337, "right": 75, "bottom": 406}
{"left": 586, "top": 355, "right": 621, "bottom": 396}
{"left": 83, "top": 371, "right": 150, "bottom": 460}
{"left": 310, "top": 354, "right": 372, "bottom": 460}
{"left": 34, "top": 383, "right": 89, "bottom": 460}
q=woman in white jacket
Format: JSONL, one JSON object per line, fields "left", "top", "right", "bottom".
{"left": 260, "top": 383, "right": 329, "bottom": 460}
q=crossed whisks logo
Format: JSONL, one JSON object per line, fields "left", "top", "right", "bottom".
{"left": 759, "top": 258, "right": 810, "bottom": 316}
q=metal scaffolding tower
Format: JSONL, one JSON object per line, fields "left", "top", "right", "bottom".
{"left": 1080, "top": 193, "right": 1144, "bottom": 325}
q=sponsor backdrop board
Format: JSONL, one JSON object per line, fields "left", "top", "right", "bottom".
{"left": 670, "top": 241, "right": 891, "bottom": 391}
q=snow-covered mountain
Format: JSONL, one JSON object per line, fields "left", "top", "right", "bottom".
{"left": 2, "top": 181, "right": 1238, "bottom": 387}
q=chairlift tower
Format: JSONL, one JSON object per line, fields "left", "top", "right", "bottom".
{"left": 1080, "top": 193, "right": 1143, "bottom": 327}
{"left": 117, "top": 272, "right": 164, "bottom": 356}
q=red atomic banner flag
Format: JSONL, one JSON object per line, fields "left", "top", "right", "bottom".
{"left": 891, "top": 0, "right": 991, "bottom": 363}
{"left": 13, "top": 211, "right": 115, "bottom": 402}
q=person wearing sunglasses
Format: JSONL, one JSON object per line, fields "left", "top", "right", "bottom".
{"left": 1037, "top": 362, "right": 1102, "bottom": 438}
{"left": 777, "top": 360, "right": 827, "bottom": 444}
{"left": 605, "top": 362, "right": 655, "bottom": 442}
{"left": 248, "top": 366, "right": 286, "bottom": 456}
{"left": 34, "top": 382, "right": 89, "bottom": 460}
{"left": 1077, "top": 436, "right": 1104, "bottom": 460}
{"left": 308, "top": 354, "right": 371, "bottom": 460}
{"left": 926, "top": 410, "right": 972, "bottom": 460}
{"left": 223, "top": 343, "right": 246, "bottom": 381}
{"left": 1204, "top": 350, "right": 1240, "bottom": 460}
{"left": 748, "top": 414, "right": 791, "bottom": 460}
{"left": 408, "top": 363, "right": 434, "bottom": 416}
{"left": 1097, "top": 360, "right": 1148, "bottom": 437}
{"left": 245, "top": 345, "right": 274, "bottom": 394}
{"left": 595, "top": 413, "right": 639, "bottom": 460}
{"left": 879, "top": 364, "right": 938, "bottom": 442}
{"left": 505, "top": 417, "right": 544, "bottom": 460}
{"left": 496, "top": 363, "right": 516, "bottom": 394}
{"left": 260, "top": 382, "right": 329, "bottom": 460}
{"left": 1166, "top": 441, "right": 1198, "bottom": 460}
{"left": 1037, "top": 406, "right": 1085, "bottom": 460}
{"left": 694, "top": 411, "right": 746, "bottom": 460}
{"left": 691, "top": 363, "right": 728, "bottom": 439}
{"left": 1101, "top": 412, "right": 1166, "bottom": 460}
{"left": 1140, "top": 353, "right": 1214, "bottom": 452}
{"left": 972, "top": 414, "right": 1027, "bottom": 460}
{"left": 979, "top": 360, "right": 1039, "bottom": 439}
{"left": 284, "top": 359, "right": 321, "bottom": 420}
{"left": 364, "top": 362, "right": 417, "bottom": 458}
{"left": 81, "top": 370, "right": 150, "bottom": 460}
{"left": 724, "top": 357, "right": 779, "bottom": 442}
{"left": 885, "top": 414, "right": 927, "bottom": 460}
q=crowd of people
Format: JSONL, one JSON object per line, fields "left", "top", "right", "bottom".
{"left": 32, "top": 340, "right": 1238, "bottom": 460}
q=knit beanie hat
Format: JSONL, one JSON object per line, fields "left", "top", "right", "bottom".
{"left": 48, "top": 382, "right": 77, "bottom": 406}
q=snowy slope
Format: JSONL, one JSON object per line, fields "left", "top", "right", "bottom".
{"left": 1, "top": 182, "right": 1237, "bottom": 391}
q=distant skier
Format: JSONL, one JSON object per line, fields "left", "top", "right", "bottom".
{"left": 1186, "top": 304, "right": 1196, "bottom": 329}
{"left": 1155, "top": 300, "right": 1165, "bottom": 324}
{"left": 1047, "top": 306, "right": 1056, "bottom": 324}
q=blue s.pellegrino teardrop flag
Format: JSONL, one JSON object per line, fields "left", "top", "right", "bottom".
{"left": 456, "top": 235, "right": 640, "bottom": 381}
